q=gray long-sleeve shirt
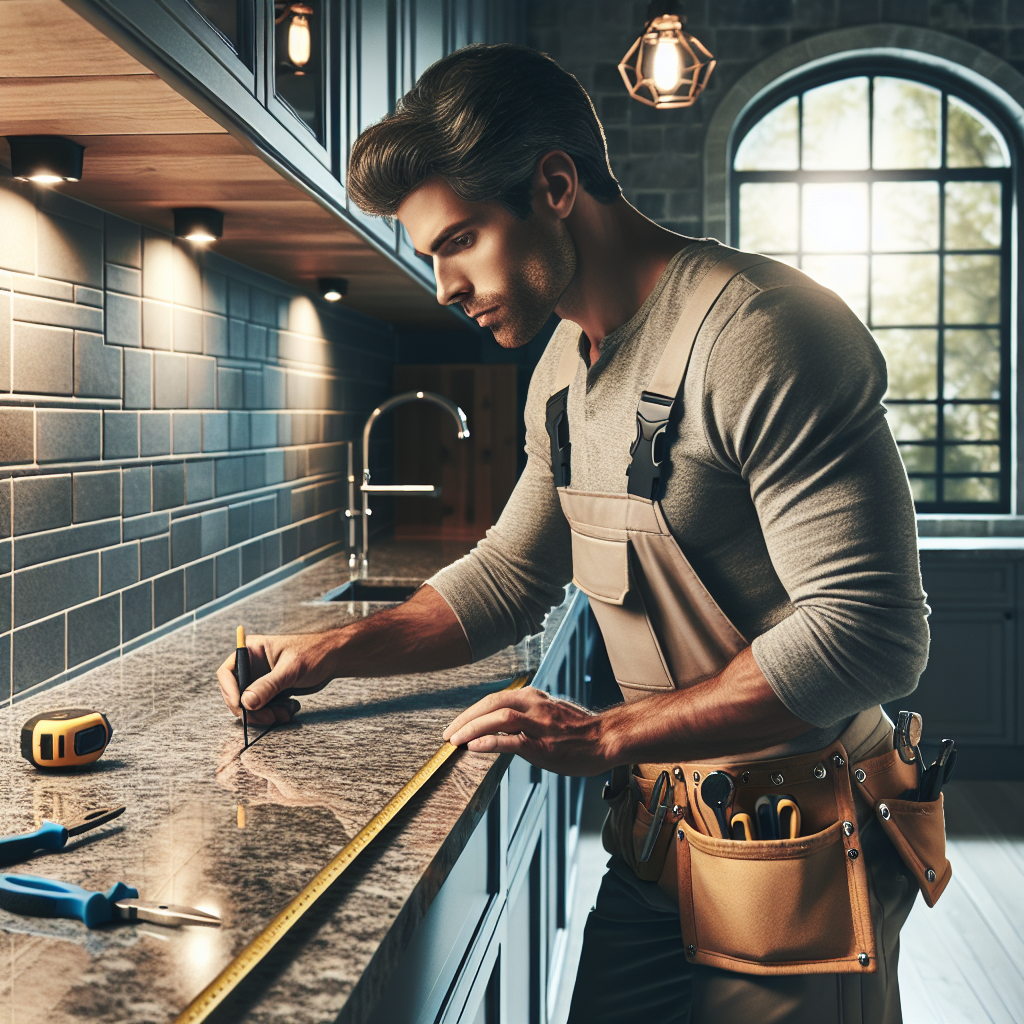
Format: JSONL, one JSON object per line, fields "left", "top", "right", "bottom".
{"left": 428, "top": 240, "right": 930, "bottom": 728}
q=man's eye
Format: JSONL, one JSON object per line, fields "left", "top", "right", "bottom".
{"left": 451, "top": 234, "right": 472, "bottom": 247}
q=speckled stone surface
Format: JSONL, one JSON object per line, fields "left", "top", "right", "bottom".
{"left": 0, "top": 542, "right": 573, "bottom": 1024}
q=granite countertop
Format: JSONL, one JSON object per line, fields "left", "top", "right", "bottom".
{"left": 0, "top": 541, "right": 573, "bottom": 1024}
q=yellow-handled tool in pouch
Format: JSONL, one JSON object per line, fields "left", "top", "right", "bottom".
{"left": 20, "top": 709, "right": 113, "bottom": 769}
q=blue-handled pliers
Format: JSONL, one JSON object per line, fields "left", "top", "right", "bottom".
{"left": 0, "top": 807, "right": 125, "bottom": 866}
{"left": 0, "top": 874, "right": 221, "bottom": 929}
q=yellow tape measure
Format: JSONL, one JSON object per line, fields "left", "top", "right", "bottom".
{"left": 175, "top": 672, "right": 532, "bottom": 1024}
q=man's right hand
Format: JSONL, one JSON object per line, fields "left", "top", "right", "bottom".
{"left": 216, "top": 632, "right": 337, "bottom": 726}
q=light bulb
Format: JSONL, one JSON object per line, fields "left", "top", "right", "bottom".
{"left": 185, "top": 231, "right": 217, "bottom": 243}
{"left": 653, "top": 38, "right": 682, "bottom": 93}
{"left": 323, "top": 289, "right": 342, "bottom": 302}
{"left": 288, "top": 13, "right": 311, "bottom": 68}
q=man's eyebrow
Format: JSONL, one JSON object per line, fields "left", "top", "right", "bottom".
{"left": 422, "top": 218, "right": 475, "bottom": 256}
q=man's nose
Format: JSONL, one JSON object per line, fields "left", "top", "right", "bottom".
{"left": 434, "top": 258, "right": 470, "bottom": 307}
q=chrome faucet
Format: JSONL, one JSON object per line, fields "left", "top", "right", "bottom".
{"left": 353, "top": 390, "right": 470, "bottom": 578}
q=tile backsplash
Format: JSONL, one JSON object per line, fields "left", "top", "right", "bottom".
{"left": 0, "top": 178, "right": 398, "bottom": 699}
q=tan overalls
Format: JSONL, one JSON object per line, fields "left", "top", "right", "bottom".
{"left": 551, "top": 252, "right": 918, "bottom": 1023}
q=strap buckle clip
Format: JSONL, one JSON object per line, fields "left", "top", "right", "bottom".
{"left": 626, "top": 391, "right": 674, "bottom": 500}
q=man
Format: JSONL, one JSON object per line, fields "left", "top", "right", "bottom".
{"left": 218, "top": 44, "right": 929, "bottom": 1023}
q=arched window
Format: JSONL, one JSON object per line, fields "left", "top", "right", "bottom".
{"left": 732, "top": 69, "right": 1013, "bottom": 512}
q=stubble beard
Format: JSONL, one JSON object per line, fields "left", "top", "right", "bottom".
{"left": 486, "top": 223, "right": 577, "bottom": 349}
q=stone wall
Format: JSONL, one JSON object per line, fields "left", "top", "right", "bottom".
{"left": 0, "top": 179, "right": 397, "bottom": 700}
{"left": 527, "top": 0, "right": 1024, "bottom": 235}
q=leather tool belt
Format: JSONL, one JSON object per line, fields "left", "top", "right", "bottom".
{"left": 601, "top": 727, "right": 951, "bottom": 976}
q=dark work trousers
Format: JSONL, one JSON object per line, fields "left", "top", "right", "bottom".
{"left": 567, "top": 818, "right": 918, "bottom": 1024}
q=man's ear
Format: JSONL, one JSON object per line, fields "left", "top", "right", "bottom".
{"left": 532, "top": 151, "right": 577, "bottom": 220}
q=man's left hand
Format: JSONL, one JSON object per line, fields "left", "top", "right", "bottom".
{"left": 442, "top": 686, "right": 610, "bottom": 776}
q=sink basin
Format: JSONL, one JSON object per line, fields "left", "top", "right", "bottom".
{"left": 322, "top": 579, "right": 422, "bottom": 603}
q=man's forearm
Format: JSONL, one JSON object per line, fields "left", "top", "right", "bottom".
{"left": 599, "top": 647, "right": 813, "bottom": 766}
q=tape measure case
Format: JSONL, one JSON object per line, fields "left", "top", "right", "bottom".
{"left": 20, "top": 709, "right": 113, "bottom": 768}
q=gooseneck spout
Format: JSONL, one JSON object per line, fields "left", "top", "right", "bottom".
{"left": 358, "top": 391, "right": 470, "bottom": 576}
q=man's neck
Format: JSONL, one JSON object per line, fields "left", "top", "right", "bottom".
{"left": 555, "top": 196, "right": 694, "bottom": 366}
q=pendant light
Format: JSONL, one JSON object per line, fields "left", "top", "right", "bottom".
{"left": 7, "top": 136, "right": 84, "bottom": 183}
{"left": 618, "top": 1, "right": 715, "bottom": 110}
{"left": 276, "top": 3, "right": 313, "bottom": 73}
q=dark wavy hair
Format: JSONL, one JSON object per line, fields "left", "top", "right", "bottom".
{"left": 347, "top": 44, "right": 621, "bottom": 220}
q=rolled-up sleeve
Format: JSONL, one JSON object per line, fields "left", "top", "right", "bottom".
{"left": 705, "top": 284, "right": 930, "bottom": 727}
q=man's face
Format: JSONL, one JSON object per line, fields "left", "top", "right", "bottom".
{"left": 397, "top": 177, "right": 576, "bottom": 348}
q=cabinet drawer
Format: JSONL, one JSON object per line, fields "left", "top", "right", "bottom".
{"left": 921, "top": 558, "right": 1016, "bottom": 608}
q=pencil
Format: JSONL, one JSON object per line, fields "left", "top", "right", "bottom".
{"left": 235, "top": 625, "right": 252, "bottom": 749}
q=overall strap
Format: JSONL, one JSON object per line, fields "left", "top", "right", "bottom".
{"left": 626, "top": 251, "right": 772, "bottom": 500}
{"left": 545, "top": 331, "right": 583, "bottom": 488}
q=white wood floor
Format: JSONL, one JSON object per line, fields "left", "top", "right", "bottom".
{"left": 552, "top": 779, "right": 1024, "bottom": 1024}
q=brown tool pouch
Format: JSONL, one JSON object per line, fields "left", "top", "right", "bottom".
{"left": 601, "top": 765, "right": 683, "bottom": 882}
{"left": 852, "top": 746, "right": 952, "bottom": 907}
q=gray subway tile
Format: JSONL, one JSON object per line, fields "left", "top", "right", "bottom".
{"left": 73, "top": 470, "right": 120, "bottom": 523}
{"left": 172, "top": 412, "right": 201, "bottom": 454}
{"left": 266, "top": 328, "right": 278, "bottom": 361}
{"left": 123, "top": 511, "right": 168, "bottom": 541}
{"left": 154, "top": 352, "right": 187, "bottom": 408}
{"left": 105, "top": 292, "right": 141, "bottom": 347}
{"left": 36, "top": 410, "right": 102, "bottom": 463}
{"left": 215, "top": 548, "right": 239, "bottom": 597}
{"left": 37, "top": 212, "right": 102, "bottom": 287}
{"left": 105, "top": 215, "right": 142, "bottom": 270}
{"left": 216, "top": 457, "right": 245, "bottom": 496}
{"left": 217, "top": 367, "right": 243, "bottom": 409}
{"left": 228, "top": 501, "right": 251, "bottom": 546}
{"left": 0, "top": 291, "right": 9, "bottom": 390}
{"left": 124, "top": 348, "right": 153, "bottom": 409}
{"left": 276, "top": 488, "right": 291, "bottom": 527}
{"left": 0, "top": 184, "right": 36, "bottom": 276}
{"left": 12, "top": 273, "right": 72, "bottom": 301}
{"left": 0, "top": 409, "right": 34, "bottom": 465}
{"left": 241, "top": 539, "right": 263, "bottom": 585}
{"left": 75, "top": 286, "right": 104, "bottom": 308}
{"left": 0, "top": 480, "right": 9, "bottom": 536}
{"left": 14, "top": 519, "right": 119, "bottom": 569}
{"left": 0, "top": 538, "right": 10, "bottom": 574}
{"left": 262, "top": 532, "right": 282, "bottom": 574}
{"left": 263, "top": 365, "right": 285, "bottom": 408}
{"left": 228, "top": 318, "right": 247, "bottom": 359}
{"left": 245, "top": 454, "right": 265, "bottom": 491}
{"left": 250, "top": 287, "right": 276, "bottom": 326}
{"left": 12, "top": 475, "right": 71, "bottom": 535}
{"left": 106, "top": 263, "right": 142, "bottom": 296}
{"left": 13, "top": 294, "right": 103, "bottom": 332}
{"left": 250, "top": 412, "right": 277, "bottom": 449}
{"left": 202, "top": 412, "right": 229, "bottom": 452}
{"left": 243, "top": 370, "right": 263, "bottom": 409}
{"left": 186, "top": 460, "right": 214, "bottom": 502}
{"left": 104, "top": 412, "right": 139, "bottom": 459}
{"left": 0, "top": 633, "right": 8, "bottom": 699}
{"left": 203, "top": 313, "right": 227, "bottom": 357}
{"left": 251, "top": 495, "right": 277, "bottom": 536}
{"left": 203, "top": 270, "right": 227, "bottom": 314}
{"left": 281, "top": 525, "right": 298, "bottom": 563}
{"left": 67, "top": 594, "right": 120, "bottom": 668}
{"left": 291, "top": 484, "right": 315, "bottom": 524}
{"left": 140, "top": 412, "right": 171, "bottom": 456}
{"left": 188, "top": 355, "right": 216, "bottom": 409}
{"left": 142, "top": 230, "right": 173, "bottom": 301}
{"left": 171, "top": 243, "right": 203, "bottom": 309}
{"left": 140, "top": 534, "right": 169, "bottom": 578}
{"left": 171, "top": 515, "right": 201, "bottom": 567}
{"left": 153, "top": 463, "right": 185, "bottom": 510}
{"left": 277, "top": 412, "right": 292, "bottom": 447}
{"left": 122, "top": 467, "right": 151, "bottom": 517}
{"left": 12, "top": 322, "right": 73, "bottom": 395}
{"left": 37, "top": 189, "right": 103, "bottom": 228}
{"left": 121, "top": 580, "right": 152, "bottom": 642}
{"left": 229, "top": 411, "right": 249, "bottom": 450}
{"left": 246, "top": 323, "right": 267, "bottom": 361}
{"left": 101, "top": 543, "right": 139, "bottom": 594}
{"left": 185, "top": 558, "right": 214, "bottom": 611}
{"left": 14, "top": 552, "right": 98, "bottom": 627}
{"left": 153, "top": 569, "right": 184, "bottom": 626}
{"left": 142, "top": 299, "right": 172, "bottom": 350}
{"left": 173, "top": 307, "right": 203, "bottom": 354}
{"left": 0, "top": 574, "right": 9, "bottom": 633}
{"left": 228, "top": 279, "right": 249, "bottom": 320}
{"left": 75, "top": 331, "right": 121, "bottom": 398}
{"left": 200, "top": 507, "right": 228, "bottom": 555}
{"left": 13, "top": 614, "right": 65, "bottom": 693}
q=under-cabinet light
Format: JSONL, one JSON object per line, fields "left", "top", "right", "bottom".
{"left": 7, "top": 135, "right": 84, "bottom": 183}
{"left": 319, "top": 277, "right": 348, "bottom": 302}
{"left": 286, "top": 4, "right": 313, "bottom": 71}
{"left": 173, "top": 207, "right": 224, "bottom": 244}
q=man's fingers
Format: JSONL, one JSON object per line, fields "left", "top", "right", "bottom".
{"left": 242, "top": 698, "right": 301, "bottom": 727}
{"left": 442, "top": 688, "right": 538, "bottom": 741}
{"left": 448, "top": 707, "right": 534, "bottom": 747}
{"left": 239, "top": 659, "right": 294, "bottom": 711}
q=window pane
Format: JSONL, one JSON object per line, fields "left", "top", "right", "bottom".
{"left": 873, "top": 328, "right": 937, "bottom": 399}
{"left": 739, "top": 183, "right": 798, "bottom": 252}
{"left": 802, "top": 183, "right": 868, "bottom": 252}
{"left": 735, "top": 96, "right": 799, "bottom": 170}
{"left": 899, "top": 444, "right": 936, "bottom": 472}
{"left": 872, "top": 182, "right": 939, "bottom": 252}
{"left": 944, "top": 477, "right": 999, "bottom": 502}
{"left": 772, "top": 254, "right": 800, "bottom": 268}
{"left": 944, "top": 255, "right": 1000, "bottom": 324}
{"left": 872, "top": 77, "right": 941, "bottom": 169}
{"left": 910, "top": 478, "right": 936, "bottom": 501}
{"left": 947, "top": 96, "right": 1009, "bottom": 168}
{"left": 944, "top": 445, "right": 1001, "bottom": 473}
{"left": 886, "top": 403, "right": 937, "bottom": 441}
{"left": 944, "top": 402, "right": 999, "bottom": 441}
{"left": 802, "top": 78, "right": 869, "bottom": 170}
{"left": 944, "top": 181, "right": 1001, "bottom": 250}
{"left": 801, "top": 255, "right": 868, "bottom": 321}
{"left": 944, "top": 329, "right": 1001, "bottom": 399}
{"left": 872, "top": 254, "right": 939, "bottom": 326}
